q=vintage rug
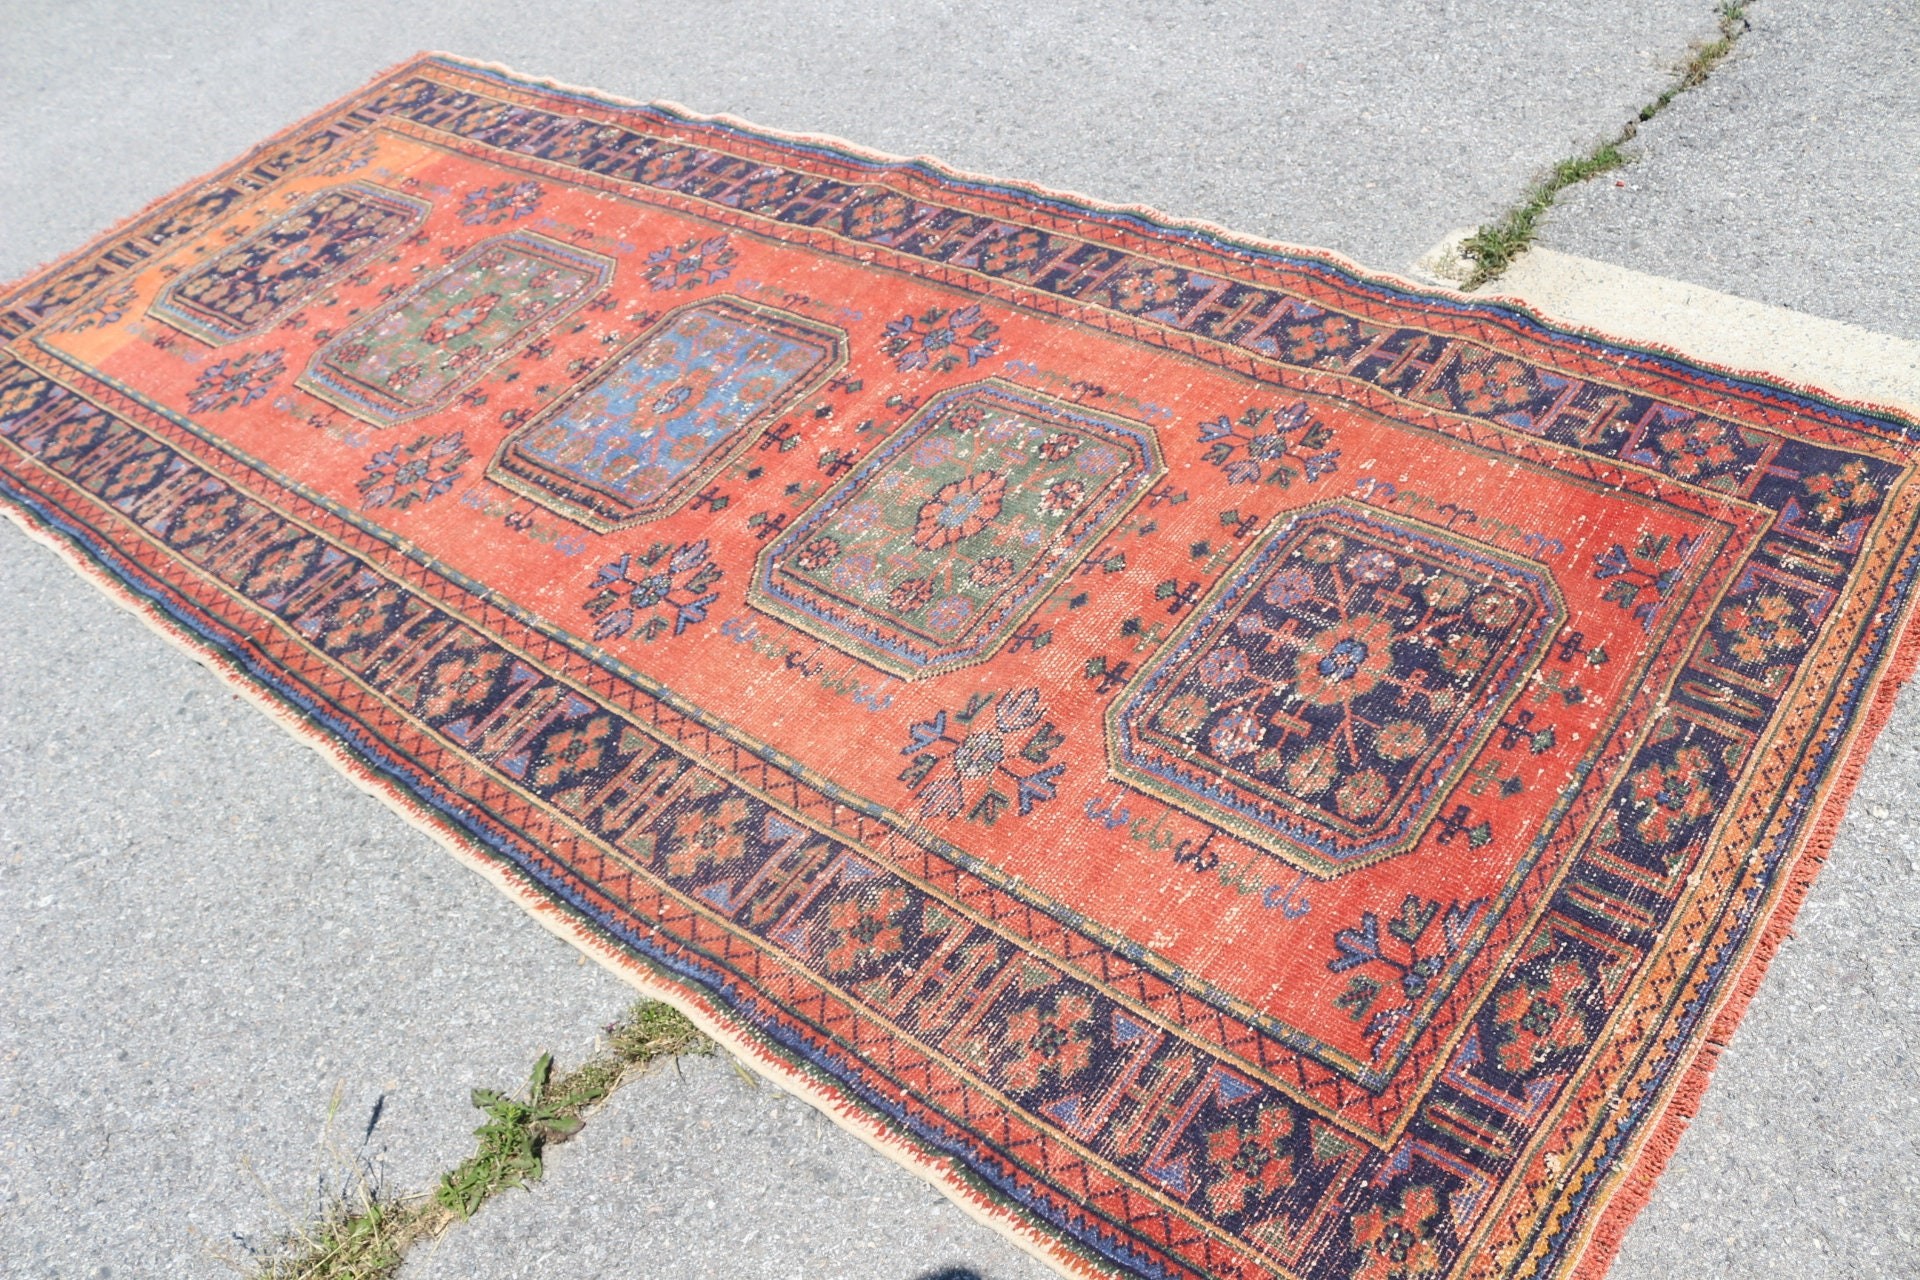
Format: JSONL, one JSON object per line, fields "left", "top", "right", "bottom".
{"left": 5, "top": 55, "right": 1917, "bottom": 1280}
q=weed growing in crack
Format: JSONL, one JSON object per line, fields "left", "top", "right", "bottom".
{"left": 251, "top": 1184, "right": 417, "bottom": 1280}
{"left": 246, "top": 999, "right": 711, "bottom": 1280}
{"left": 1461, "top": 2, "right": 1753, "bottom": 288}
{"left": 434, "top": 1051, "right": 598, "bottom": 1217}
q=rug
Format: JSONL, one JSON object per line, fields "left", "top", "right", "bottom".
{"left": 4, "top": 54, "right": 1917, "bottom": 1280}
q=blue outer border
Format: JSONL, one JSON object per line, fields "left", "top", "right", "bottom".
{"left": 433, "top": 57, "right": 1919, "bottom": 443}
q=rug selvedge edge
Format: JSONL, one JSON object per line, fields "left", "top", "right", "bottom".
{"left": 1560, "top": 517, "right": 1920, "bottom": 1280}
{"left": 418, "top": 53, "right": 1920, "bottom": 437}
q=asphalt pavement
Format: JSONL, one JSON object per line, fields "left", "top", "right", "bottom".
{"left": 2, "top": 2, "right": 1916, "bottom": 1276}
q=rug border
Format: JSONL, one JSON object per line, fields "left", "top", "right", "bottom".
{"left": 417, "top": 52, "right": 1919, "bottom": 436}
{"left": 0, "top": 496, "right": 1127, "bottom": 1280}
{"left": 1565, "top": 499, "right": 1920, "bottom": 1278}
{"left": 3, "top": 51, "right": 1917, "bottom": 1280}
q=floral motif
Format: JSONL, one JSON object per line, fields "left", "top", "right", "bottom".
{"left": 1451, "top": 357, "right": 1538, "bottom": 414}
{"left": 1113, "top": 505, "right": 1554, "bottom": 871}
{"left": 458, "top": 180, "right": 544, "bottom": 225}
{"left": 1655, "top": 415, "right": 1754, "bottom": 486}
{"left": 0, "top": 371, "right": 52, "bottom": 420}
{"left": 793, "top": 536, "right": 841, "bottom": 571}
{"left": 1592, "top": 531, "right": 1691, "bottom": 628}
{"left": 975, "top": 227, "right": 1050, "bottom": 275}
{"left": 882, "top": 305, "right": 1000, "bottom": 373}
{"left": 821, "top": 884, "right": 911, "bottom": 974}
{"left": 756, "top": 383, "right": 1158, "bottom": 677}
{"left": 188, "top": 348, "right": 287, "bottom": 413}
{"left": 899, "top": 687, "right": 1065, "bottom": 826}
{"left": 1489, "top": 953, "right": 1592, "bottom": 1074}
{"left": 356, "top": 430, "right": 471, "bottom": 510}
{"left": 999, "top": 991, "right": 1094, "bottom": 1092}
{"left": 59, "top": 283, "right": 139, "bottom": 334}
{"left": 582, "top": 539, "right": 723, "bottom": 642}
{"left": 1802, "top": 458, "right": 1882, "bottom": 526}
{"left": 153, "top": 184, "right": 426, "bottom": 344}
{"left": 665, "top": 797, "right": 751, "bottom": 879}
{"left": 841, "top": 191, "right": 918, "bottom": 240}
{"left": 301, "top": 234, "right": 610, "bottom": 424}
{"left": 1625, "top": 743, "right": 1719, "bottom": 846}
{"left": 912, "top": 470, "right": 1007, "bottom": 550}
{"left": 1348, "top": 1184, "right": 1446, "bottom": 1280}
{"left": 1716, "top": 593, "right": 1808, "bottom": 666}
{"left": 492, "top": 297, "right": 842, "bottom": 530}
{"left": 421, "top": 292, "right": 501, "bottom": 344}
{"left": 644, "top": 234, "right": 737, "bottom": 291}
{"left": 888, "top": 577, "right": 935, "bottom": 612}
{"left": 28, "top": 269, "right": 107, "bottom": 314}
{"left": 1292, "top": 616, "right": 1397, "bottom": 707}
{"left": 1281, "top": 313, "right": 1364, "bottom": 364}
{"left": 1195, "top": 401, "right": 1339, "bottom": 487}
{"left": 1107, "top": 264, "right": 1183, "bottom": 313}
{"left": 311, "top": 135, "right": 381, "bottom": 177}
{"left": 1203, "top": 1105, "right": 1295, "bottom": 1217}
{"left": 414, "top": 644, "right": 509, "bottom": 721}
{"left": 308, "top": 580, "right": 408, "bottom": 655}
{"left": 529, "top": 714, "right": 619, "bottom": 789}
{"left": 1329, "top": 895, "right": 1487, "bottom": 1060}
{"left": 969, "top": 555, "right": 1014, "bottom": 588}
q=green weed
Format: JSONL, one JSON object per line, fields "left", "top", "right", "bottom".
{"left": 1461, "top": 2, "right": 1752, "bottom": 288}
{"left": 433, "top": 1051, "right": 600, "bottom": 1218}
{"left": 249, "top": 999, "right": 709, "bottom": 1280}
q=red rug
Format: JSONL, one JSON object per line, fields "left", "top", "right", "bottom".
{"left": 5, "top": 55, "right": 1917, "bottom": 1280}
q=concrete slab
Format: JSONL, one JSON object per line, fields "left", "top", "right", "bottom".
{"left": 0, "top": 522, "right": 635, "bottom": 1278}
{"left": 399, "top": 1055, "right": 1057, "bottom": 1280}
{"left": 1428, "top": 238, "right": 1920, "bottom": 418}
{"left": 1540, "top": 0, "right": 1920, "bottom": 340}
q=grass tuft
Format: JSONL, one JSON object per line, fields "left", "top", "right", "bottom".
{"left": 253, "top": 1183, "right": 431, "bottom": 1280}
{"left": 1461, "top": 2, "right": 1752, "bottom": 288}
{"left": 249, "top": 999, "right": 709, "bottom": 1280}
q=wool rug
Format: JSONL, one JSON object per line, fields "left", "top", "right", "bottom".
{"left": 4, "top": 54, "right": 1917, "bottom": 1280}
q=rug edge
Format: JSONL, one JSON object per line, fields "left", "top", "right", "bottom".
{"left": 9, "top": 48, "right": 1913, "bottom": 443}
{"left": 395, "top": 55, "right": 1920, "bottom": 437}
{"left": 0, "top": 497, "right": 1128, "bottom": 1280}
{"left": 1564, "top": 529, "right": 1920, "bottom": 1278}
{"left": 0, "top": 52, "right": 444, "bottom": 313}
{"left": 1476, "top": 240, "right": 1920, "bottom": 421}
